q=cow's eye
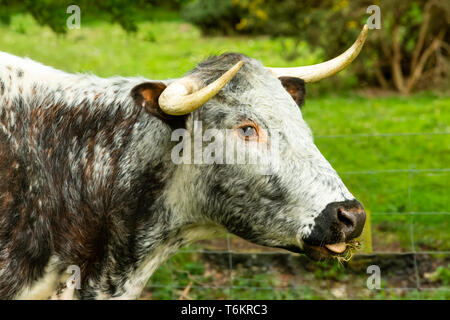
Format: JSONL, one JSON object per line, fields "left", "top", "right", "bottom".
{"left": 236, "top": 124, "right": 258, "bottom": 141}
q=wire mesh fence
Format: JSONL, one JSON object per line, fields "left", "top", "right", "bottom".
{"left": 144, "top": 131, "right": 450, "bottom": 300}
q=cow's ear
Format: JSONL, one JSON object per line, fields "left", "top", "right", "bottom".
{"left": 279, "top": 77, "right": 306, "bottom": 108}
{"left": 131, "top": 82, "right": 186, "bottom": 127}
{"left": 131, "top": 82, "right": 168, "bottom": 120}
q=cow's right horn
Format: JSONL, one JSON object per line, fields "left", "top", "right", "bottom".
{"left": 159, "top": 61, "right": 243, "bottom": 116}
{"left": 266, "top": 25, "right": 368, "bottom": 82}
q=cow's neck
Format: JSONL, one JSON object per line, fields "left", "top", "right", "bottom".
{"left": 116, "top": 196, "right": 224, "bottom": 299}
{"left": 96, "top": 157, "right": 225, "bottom": 299}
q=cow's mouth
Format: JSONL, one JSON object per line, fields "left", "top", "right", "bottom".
{"left": 301, "top": 240, "right": 360, "bottom": 261}
{"left": 277, "top": 240, "right": 360, "bottom": 261}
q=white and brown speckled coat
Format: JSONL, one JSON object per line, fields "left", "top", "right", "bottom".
{"left": 0, "top": 51, "right": 364, "bottom": 299}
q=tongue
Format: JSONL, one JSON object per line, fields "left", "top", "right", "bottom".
{"left": 325, "top": 242, "right": 347, "bottom": 253}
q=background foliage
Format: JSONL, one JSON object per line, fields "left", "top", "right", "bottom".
{"left": 183, "top": 0, "right": 450, "bottom": 93}
{"left": 1, "top": 0, "right": 448, "bottom": 93}
{"left": 0, "top": 0, "right": 450, "bottom": 94}
{"left": 0, "top": 0, "right": 183, "bottom": 33}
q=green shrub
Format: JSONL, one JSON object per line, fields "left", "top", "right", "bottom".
{"left": 0, "top": 0, "right": 185, "bottom": 34}
{"left": 181, "top": 0, "right": 242, "bottom": 35}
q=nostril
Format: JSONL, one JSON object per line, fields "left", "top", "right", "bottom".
{"left": 337, "top": 208, "right": 355, "bottom": 229}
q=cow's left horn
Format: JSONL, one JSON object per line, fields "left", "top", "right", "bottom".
{"left": 266, "top": 25, "right": 368, "bottom": 82}
{"left": 159, "top": 61, "right": 244, "bottom": 115}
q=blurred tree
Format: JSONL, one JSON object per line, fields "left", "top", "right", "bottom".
{"left": 181, "top": 0, "right": 244, "bottom": 35}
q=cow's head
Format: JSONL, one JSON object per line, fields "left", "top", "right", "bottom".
{"left": 132, "top": 26, "right": 368, "bottom": 261}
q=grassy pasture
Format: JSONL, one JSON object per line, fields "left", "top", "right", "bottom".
{"left": 1, "top": 14, "right": 448, "bottom": 299}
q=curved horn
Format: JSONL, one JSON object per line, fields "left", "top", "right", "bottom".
{"left": 159, "top": 61, "right": 244, "bottom": 115}
{"left": 267, "top": 25, "right": 368, "bottom": 82}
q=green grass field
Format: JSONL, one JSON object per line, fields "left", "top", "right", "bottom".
{"left": 1, "top": 14, "right": 448, "bottom": 300}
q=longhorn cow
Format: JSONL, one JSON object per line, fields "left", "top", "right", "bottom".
{"left": 0, "top": 26, "right": 368, "bottom": 299}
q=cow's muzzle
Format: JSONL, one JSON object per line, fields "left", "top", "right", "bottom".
{"left": 300, "top": 199, "right": 366, "bottom": 260}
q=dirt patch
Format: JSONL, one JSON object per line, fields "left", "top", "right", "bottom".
{"left": 202, "top": 251, "right": 449, "bottom": 290}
